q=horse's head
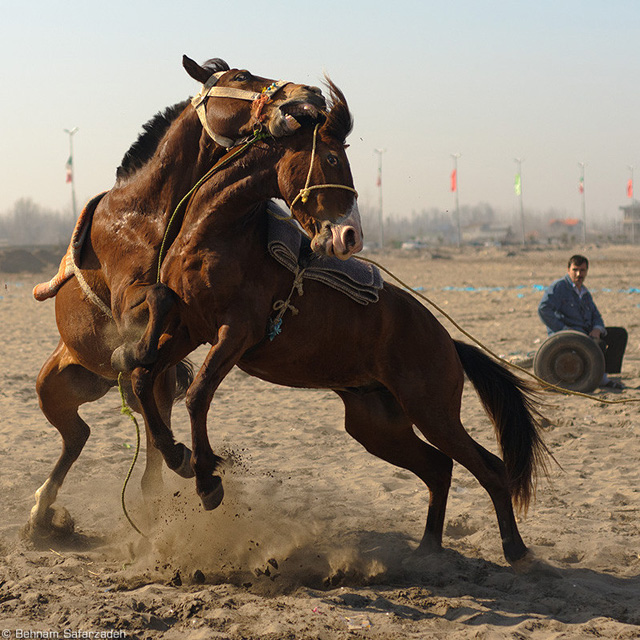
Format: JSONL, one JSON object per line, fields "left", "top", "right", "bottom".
{"left": 183, "top": 56, "right": 326, "bottom": 147}
{"left": 278, "top": 80, "right": 363, "bottom": 260}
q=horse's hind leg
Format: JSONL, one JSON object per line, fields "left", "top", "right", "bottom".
{"left": 336, "top": 387, "right": 454, "bottom": 554}
{"left": 29, "top": 341, "right": 112, "bottom": 536}
{"left": 403, "top": 399, "right": 529, "bottom": 564}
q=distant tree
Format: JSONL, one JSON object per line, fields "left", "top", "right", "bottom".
{"left": 0, "top": 199, "right": 73, "bottom": 245}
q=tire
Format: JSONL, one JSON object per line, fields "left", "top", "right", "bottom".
{"left": 533, "top": 330, "right": 605, "bottom": 393}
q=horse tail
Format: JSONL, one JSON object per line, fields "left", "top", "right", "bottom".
{"left": 454, "top": 340, "right": 550, "bottom": 513}
{"left": 173, "top": 359, "right": 195, "bottom": 403}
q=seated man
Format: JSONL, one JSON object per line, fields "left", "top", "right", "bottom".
{"left": 538, "top": 254, "right": 627, "bottom": 389}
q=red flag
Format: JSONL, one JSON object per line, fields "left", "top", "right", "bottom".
{"left": 450, "top": 169, "right": 457, "bottom": 192}
{"left": 65, "top": 155, "right": 73, "bottom": 183}
{"left": 627, "top": 179, "right": 633, "bottom": 198}
{"left": 376, "top": 172, "right": 381, "bottom": 187}
{"left": 578, "top": 177, "right": 584, "bottom": 194}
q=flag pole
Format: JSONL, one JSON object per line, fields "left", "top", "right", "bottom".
{"left": 374, "top": 148, "right": 386, "bottom": 249}
{"left": 514, "top": 157, "right": 525, "bottom": 245}
{"left": 451, "top": 153, "right": 461, "bottom": 248}
{"left": 578, "top": 161, "right": 586, "bottom": 244}
{"left": 628, "top": 165, "right": 635, "bottom": 244}
{"left": 64, "top": 127, "right": 79, "bottom": 220}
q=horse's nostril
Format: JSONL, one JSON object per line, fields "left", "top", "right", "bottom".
{"left": 343, "top": 228, "right": 356, "bottom": 251}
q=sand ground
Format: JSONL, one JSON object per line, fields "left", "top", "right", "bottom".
{"left": 0, "top": 244, "right": 639, "bottom": 639}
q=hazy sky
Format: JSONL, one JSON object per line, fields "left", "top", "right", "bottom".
{"left": 2, "top": 0, "right": 638, "bottom": 225}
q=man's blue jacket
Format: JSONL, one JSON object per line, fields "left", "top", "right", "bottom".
{"left": 538, "top": 274, "right": 606, "bottom": 336}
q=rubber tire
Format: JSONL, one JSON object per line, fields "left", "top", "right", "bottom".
{"left": 533, "top": 330, "right": 605, "bottom": 393}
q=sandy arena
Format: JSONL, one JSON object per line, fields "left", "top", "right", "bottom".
{"left": 0, "top": 244, "right": 639, "bottom": 639}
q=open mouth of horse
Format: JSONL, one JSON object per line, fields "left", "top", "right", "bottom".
{"left": 280, "top": 101, "right": 325, "bottom": 131}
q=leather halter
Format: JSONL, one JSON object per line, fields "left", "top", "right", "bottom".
{"left": 191, "top": 71, "right": 289, "bottom": 147}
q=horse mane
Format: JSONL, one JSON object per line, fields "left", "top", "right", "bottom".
{"left": 116, "top": 100, "right": 190, "bottom": 180}
{"left": 321, "top": 78, "right": 353, "bottom": 144}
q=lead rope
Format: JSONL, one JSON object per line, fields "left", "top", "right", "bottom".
{"left": 268, "top": 209, "right": 640, "bottom": 407}
{"left": 156, "top": 130, "right": 269, "bottom": 283}
{"left": 117, "top": 373, "right": 147, "bottom": 537}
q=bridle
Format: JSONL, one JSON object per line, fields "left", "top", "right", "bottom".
{"left": 289, "top": 124, "right": 359, "bottom": 211}
{"left": 191, "top": 70, "right": 289, "bottom": 147}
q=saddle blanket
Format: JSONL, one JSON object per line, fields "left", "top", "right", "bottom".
{"left": 266, "top": 202, "right": 383, "bottom": 305}
{"left": 33, "top": 193, "right": 107, "bottom": 301}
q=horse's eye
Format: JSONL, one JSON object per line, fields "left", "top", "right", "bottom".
{"left": 326, "top": 153, "right": 339, "bottom": 166}
{"left": 233, "top": 72, "right": 249, "bottom": 82}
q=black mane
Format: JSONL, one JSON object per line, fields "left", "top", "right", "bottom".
{"left": 116, "top": 100, "right": 189, "bottom": 180}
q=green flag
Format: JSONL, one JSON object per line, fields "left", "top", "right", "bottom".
{"left": 514, "top": 173, "right": 522, "bottom": 196}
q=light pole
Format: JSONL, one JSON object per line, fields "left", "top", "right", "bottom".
{"left": 514, "top": 157, "right": 525, "bottom": 245}
{"left": 374, "top": 148, "right": 386, "bottom": 248}
{"left": 578, "top": 161, "right": 587, "bottom": 244}
{"left": 64, "top": 127, "right": 79, "bottom": 219}
{"left": 451, "top": 153, "right": 461, "bottom": 248}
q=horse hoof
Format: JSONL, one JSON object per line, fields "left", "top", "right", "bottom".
{"left": 200, "top": 477, "right": 224, "bottom": 511}
{"left": 171, "top": 445, "right": 195, "bottom": 479}
{"left": 415, "top": 536, "right": 443, "bottom": 556}
{"left": 26, "top": 506, "right": 75, "bottom": 539}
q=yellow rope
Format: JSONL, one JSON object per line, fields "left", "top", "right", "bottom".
{"left": 358, "top": 256, "right": 640, "bottom": 406}
{"left": 117, "top": 373, "right": 148, "bottom": 537}
{"left": 266, "top": 208, "right": 638, "bottom": 406}
{"left": 156, "top": 132, "right": 269, "bottom": 283}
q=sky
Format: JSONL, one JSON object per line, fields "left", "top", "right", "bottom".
{"left": 1, "top": 0, "right": 638, "bottom": 227}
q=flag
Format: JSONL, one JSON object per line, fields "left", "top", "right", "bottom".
{"left": 450, "top": 169, "right": 457, "bottom": 192}
{"left": 628, "top": 179, "right": 633, "bottom": 198}
{"left": 65, "top": 155, "right": 73, "bottom": 183}
{"left": 578, "top": 177, "right": 584, "bottom": 194}
{"left": 376, "top": 170, "right": 381, "bottom": 187}
{"left": 514, "top": 173, "right": 521, "bottom": 196}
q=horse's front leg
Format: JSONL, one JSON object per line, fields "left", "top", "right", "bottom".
{"left": 129, "top": 333, "right": 196, "bottom": 479}
{"left": 111, "top": 282, "right": 178, "bottom": 372}
{"left": 185, "top": 324, "right": 251, "bottom": 510}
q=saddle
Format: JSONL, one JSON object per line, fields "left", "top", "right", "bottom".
{"left": 266, "top": 202, "right": 382, "bottom": 305}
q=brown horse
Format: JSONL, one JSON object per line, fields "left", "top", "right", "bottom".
{"left": 115, "top": 84, "right": 548, "bottom": 567}
{"left": 30, "top": 63, "right": 362, "bottom": 536}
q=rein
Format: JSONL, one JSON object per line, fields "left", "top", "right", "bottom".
{"left": 156, "top": 130, "right": 269, "bottom": 283}
{"left": 290, "top": 124, "right": 359, "bottom": 210}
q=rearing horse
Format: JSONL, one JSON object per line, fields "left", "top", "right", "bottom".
{"left": 30, "top": 61, "right": 362, "bottom": 536}
{"left": 116, "top": 83, "right": 550, "bottom": 568}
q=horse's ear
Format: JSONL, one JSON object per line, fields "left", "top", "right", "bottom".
{"left": 182, "top": 55, "right": 229, "bottom": 83}
{"left": 183, "top": 55, "right": 211, "bottom": 83}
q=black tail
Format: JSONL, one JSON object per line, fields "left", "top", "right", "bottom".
{"left": 454, "top": 340, "right": 550, "bottom": 513}
{"left": 173, "top": 358, "right": 195, "bottom": 403}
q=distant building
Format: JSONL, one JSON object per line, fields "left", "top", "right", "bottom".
{"left": 619, "top": 201, "right": 640, "bottom": 243}
{"left": 463, "top": 223, "right": 516, "bottom": 245}
{"left": 547, "top": 218, "right": 583, "bottom": 240}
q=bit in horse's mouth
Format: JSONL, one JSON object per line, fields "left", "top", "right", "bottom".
{"left": 281, "top": 102, "right": 324, "bottom": 128}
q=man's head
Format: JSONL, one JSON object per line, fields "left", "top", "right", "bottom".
{"left": 567, "top": 254, "right": 589, "bottom": 288}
